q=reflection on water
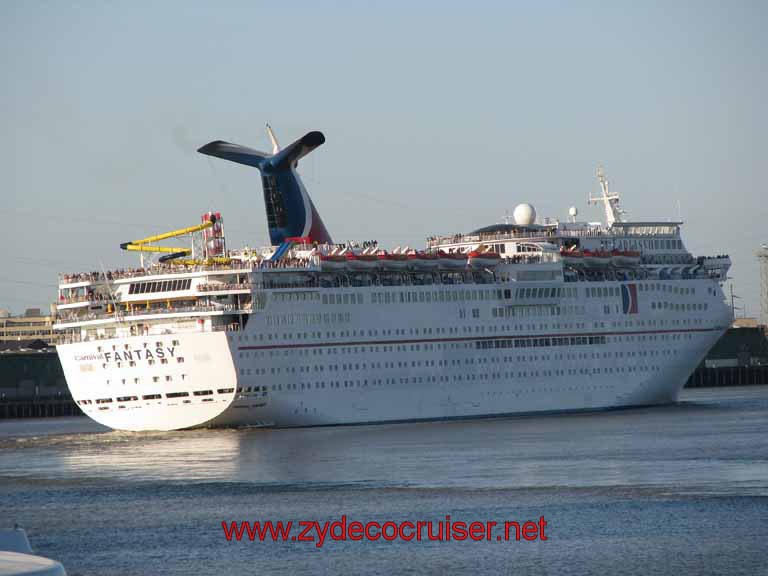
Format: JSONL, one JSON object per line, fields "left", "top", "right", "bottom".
{"left": 1, "top": 386, "right": 767, "bottom": 495}
{"left": 2, "top": 386, "right": 767, "bottom": 576}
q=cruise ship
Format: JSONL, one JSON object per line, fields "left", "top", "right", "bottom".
{"left": 54, "top": 127, "right": 733, "bottom": 431}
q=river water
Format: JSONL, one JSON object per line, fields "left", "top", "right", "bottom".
{"left": 1, "top": 386, "right": 767, "bottom": 575}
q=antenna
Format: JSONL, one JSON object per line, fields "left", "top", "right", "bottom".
{"left": 729, "top": 284, "right": 742, "bottom": 320}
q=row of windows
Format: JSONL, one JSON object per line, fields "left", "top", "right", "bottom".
{"left": 106, "top": 373, "right": 188, "bottom": 385}
{"left": 0, "top": 330, "right": 53, "bottom": 337}
{"left": 475, "top": 335, "right": 607, "bottom": 350}
{"left": 516, "top": 287, "right": 578, "bottom": 299}
{"left": 236, "top": 313, "right": 708, "bottom": 346}
{"left": 128, "top": 279, "right": 192, "bottom": 295}
{"left": 247, "top": 358, "right": 668, "bottom": 394}
{"left": 237, "top": 333, "right": 692, "bottom": 377}
{"left": 267, "top": 282, "right": 703, "bottom": 309}
{"left": 652, "top": 301, "right": 708, "bottom": 311}
{"left": 266, "top": 312, "right": 351, "bottom": 327}
{"left": 104, "top": 356, "right": 185, "bottom": 369}
{"left": 639, "top": 283, "right": 696, "bottom": 295}
{"left": 492, "top": 305, "right": 587, "bottom": 318}
{"left": 82, "top": 387, "right": 235, "bottom": 406}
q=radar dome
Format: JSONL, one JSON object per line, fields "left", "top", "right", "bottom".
{"left": 513, "top": 203, "right": 537, "bottom": 226}
{"left": 568, "top": 206, "right": 578, "bottom": 217}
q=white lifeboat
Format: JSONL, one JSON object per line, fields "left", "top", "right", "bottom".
{"left": 345, "top": 252, "right": 380, "bottom": 271}
{"left": 437, "top": 251, "right": 468, "bottom": 269}
{"left": 468, "top": 250, "right": 501, "bottom": 268}
{"left": 379, "top": 253, "right": 409, "bottom": 270}
{"left": 611, "top": 250, "right": 641, "bottom": 267}
{"left": 560, "top": 249, "right": 584, "bottom": 267}
{"left": 582, "top": 250, "right": 612, "bottom": 268}
{"left": 407, "top": 252, "right": 439, "bottom": 270}
{"left": 319, "top": 254, "right": 347, "bottom": 271}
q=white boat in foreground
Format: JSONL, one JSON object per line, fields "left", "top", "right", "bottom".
{"left": 0, "top": 528, "right": 66, "bottom": 576}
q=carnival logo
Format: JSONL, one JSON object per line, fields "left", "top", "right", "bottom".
{"left": 73, "top": 345, "right": 177, "bottom": 363}
{"left": 621, "top": 283, "right": 639, "bottom": 314}
{"left": 74, "top": 353, "right": 104, "bottom": 362}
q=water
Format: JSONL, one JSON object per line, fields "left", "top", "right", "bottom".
{"left": 1, "top": 386, "right": 767, "bottom": 575}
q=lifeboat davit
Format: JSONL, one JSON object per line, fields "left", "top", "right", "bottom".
{"left": 437, "top": 251, "right": 469, "bottom": 269}
{"left": 319, "top": 254, "right": 347, "bottom": 271}
{"left": 611, "top": 250, "right": 641, "bottom": 267}
{"left": 582, "top": 250, "right": 612, "bottom": 267}
{"left": 379, "top": 253, "right": 409, "bottom": 270}
{"left": 468, "top": 250, "right": 501, "bottom": 268}
{"left": 560, "top": 249, "right": 584, "bottom": 267}
{"left": 346, "top": 253, "right": 380, "bottom": 271}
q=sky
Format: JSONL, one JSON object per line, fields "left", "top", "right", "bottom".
{"left": 1, "top": 0, "right": 766, "bottom": 319}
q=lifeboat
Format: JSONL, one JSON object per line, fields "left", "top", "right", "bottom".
{"left": 346, "top": 252, "right": 380, "bottom": 271}
{"left": 611, "top": 250, "right": 641, "bottom": 267}
{"left": 560, "top": 249, "right": 584, "bottom": 267}
{"left": 468, "top": 250, "right": 501, "bottom": 268}
{"left": 379, "top": 252, "right": 409, "bottom": 270}
{"left": 437, "top": 251, "right": 469, "bottom": 269}
{"left": 407, "top": 252, "right": 439, "bottom": 270}
{"left": 582, "top": 250, "right": 612, "bottom": 267}
{"left": 319, "top": 254, "right": 347, "bottom": 271}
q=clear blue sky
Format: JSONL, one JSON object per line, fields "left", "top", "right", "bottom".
{"left": 1, "top": 0, "right": 766, "bottom": 318}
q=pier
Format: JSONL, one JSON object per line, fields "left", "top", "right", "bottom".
{"left": 0, "top": 343, "right": 81, "bottom": 420}
{"left": 686, "top": 365, "right": 768, "bottom": 388}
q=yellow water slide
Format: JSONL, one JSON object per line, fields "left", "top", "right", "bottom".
{"left": 120, "top": 218, "right": 216, "bottom": 253}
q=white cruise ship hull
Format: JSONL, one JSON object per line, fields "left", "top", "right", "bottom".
{"left": 57, "top": 332, "right": 237, "bottom": 431}
{"left": 57, "top": 276, "right": 731, "bottom": 431}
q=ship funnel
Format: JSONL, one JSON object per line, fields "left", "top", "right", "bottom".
{"left": 198, "top": 129, "right": 332, "bottom": 246}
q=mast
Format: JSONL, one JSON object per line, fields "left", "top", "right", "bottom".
{"left": 589, "top": 167, "right": 625, "bottom": 226}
